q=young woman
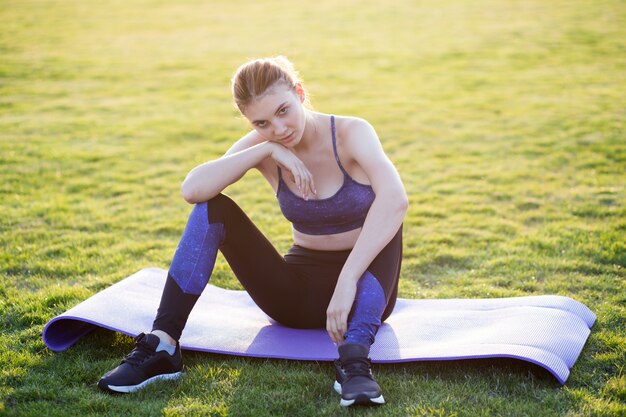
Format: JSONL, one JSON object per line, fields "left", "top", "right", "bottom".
{"left": 98, "top": 56, "right": 408, "bottom": 407}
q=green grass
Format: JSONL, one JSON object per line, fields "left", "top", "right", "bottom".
{"left": 1, "top": 0, "right": 625, "bottom": 415}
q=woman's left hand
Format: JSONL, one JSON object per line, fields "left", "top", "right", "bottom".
{"left": 326, "top": 279, "right": 357, "bottom": 345}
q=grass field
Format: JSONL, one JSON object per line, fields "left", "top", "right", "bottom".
{"left": 1, "top": 0, "right": 625, "bottom": 415}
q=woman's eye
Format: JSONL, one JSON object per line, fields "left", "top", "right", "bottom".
{"left": 279, "top": 107, "right": 288, "bottom": 114}
{"left": 257, "top": 122, "right": 266, "bottom": 128}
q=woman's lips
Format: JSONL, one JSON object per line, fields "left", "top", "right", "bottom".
{"left": 281, "top": 131, "right": 295, "bottom": 143}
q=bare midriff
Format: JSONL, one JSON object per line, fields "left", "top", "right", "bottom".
{"left": 292, "top": 227, "right": 360, "bottom": 251}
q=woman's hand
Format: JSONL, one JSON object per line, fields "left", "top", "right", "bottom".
{"left": 326, "top": 279, "right": 357, "bottom": 345}
{"left": 270, "top": 143, "right": 316, "bottom": 200}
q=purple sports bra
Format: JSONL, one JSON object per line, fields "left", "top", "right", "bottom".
{"left": 276, "top": 115, "right": 376, "bottom": 235}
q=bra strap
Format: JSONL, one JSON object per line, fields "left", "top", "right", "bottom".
{"left": 330, "top": 115, "right": 349, "bottom": 176}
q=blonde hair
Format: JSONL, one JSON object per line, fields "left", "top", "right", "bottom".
{"left": 231, "top": 56, "right": 311, "bottom": 112}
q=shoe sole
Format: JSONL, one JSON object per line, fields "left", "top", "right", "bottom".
{"left": 333, "top": 380, "right": 385, "bottom": 407}
{"left": 333, "top": 380, "right": 342, "bottom": 395}
{"left": 102, "top": 371, "right": 183, "bottom": 393}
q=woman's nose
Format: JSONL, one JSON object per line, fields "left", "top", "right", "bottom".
{"left": 274, "top": 122, "right": 287, "bottom": 137}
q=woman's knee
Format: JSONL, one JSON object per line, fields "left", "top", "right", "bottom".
{"left": 205, "top": 193, "right": 239, "bottom": 224}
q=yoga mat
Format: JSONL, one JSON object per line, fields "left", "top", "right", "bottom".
{"left": 43, "top": 268, "right": 595, "bottom": 384}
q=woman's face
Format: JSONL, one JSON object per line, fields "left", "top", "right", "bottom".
{"left": 242, "top": 83, "right": 306, "bottom": 147}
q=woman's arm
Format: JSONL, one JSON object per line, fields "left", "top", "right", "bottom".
{"left": 180, "top": 133, "right": 274, "bottom": 204}
{"left": 326, "top": 118, "right": 409, "bottom": 344}
{"left": 181, "top": 130, "right": 317, "bottom": 204}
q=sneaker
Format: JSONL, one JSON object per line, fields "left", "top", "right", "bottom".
{"left": 98, "top": 332, "right": 183, "bottom": 393}
{"left": 333, "top": 343, "right": 385, "bottom": 407}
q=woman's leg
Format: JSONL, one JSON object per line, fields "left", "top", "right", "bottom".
{"left": 343, "top": 225, "right": 403, "bottom": 347}
{"left": 335, "top": 226, "right": 402, "bottom": 407}
{"left": 99, "top": 194, "right": 305, "bottom": 394}
{"left": 152, "top": 193, "right": 304, "bottom": 340}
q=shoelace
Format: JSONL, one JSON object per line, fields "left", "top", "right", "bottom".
{"left": 121, "top": 334, "right": 155, "bottom": 367}
{"left": 342, "top": 357, "right": 374, "bottom": 379}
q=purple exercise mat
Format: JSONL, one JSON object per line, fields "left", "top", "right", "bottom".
{"left": 43, "top": 268, "right": 595, "bottom": 384}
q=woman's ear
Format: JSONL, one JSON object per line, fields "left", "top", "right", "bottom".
{"left": 295, "top": 83, "right": 305, "bottom": 103}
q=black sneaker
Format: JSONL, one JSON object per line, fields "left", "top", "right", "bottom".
{"left": 98, "top": 333, "right": 183, "bottom": 393}
{"left": 333, "top": 343, "right": 385, "bottom": 407}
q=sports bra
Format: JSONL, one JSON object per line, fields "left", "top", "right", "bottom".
{"left": 276, "top": 115, "right": 376, "bottom": 235}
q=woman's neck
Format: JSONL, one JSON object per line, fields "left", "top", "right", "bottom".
{"left": 294, "top": 111, "right": 326, "bottom": 154}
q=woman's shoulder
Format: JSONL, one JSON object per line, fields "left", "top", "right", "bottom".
{"left": 332, "top": 114, "right": 373, "bottom": 132}
{"left": 331, "top": 114, "right": 379, "bottom": 148}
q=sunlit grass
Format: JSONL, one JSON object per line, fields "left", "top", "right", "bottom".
{"left": 1, "top": 0, "right": 624, "bottom": 415}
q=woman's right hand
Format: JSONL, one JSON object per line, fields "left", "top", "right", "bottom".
{"left": 270, "top": 143, "right": 317, "bottom": 200}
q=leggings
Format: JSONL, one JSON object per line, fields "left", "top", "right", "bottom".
{"left": 152, "top": 193, "right": 403, "bottom": 347}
